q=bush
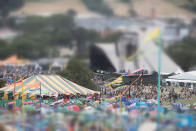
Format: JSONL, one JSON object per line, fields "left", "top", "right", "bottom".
{"left": 166, "top": 37, "right": 196, "bottom": 71}
{"left": 82, "top": 0, "right": 114, "bottom": 16}
{"left": 0, "top": 79, "right": 6, "bottom": 88}
{"left": 57, "top": 58, "right": 98, "bottom": 90}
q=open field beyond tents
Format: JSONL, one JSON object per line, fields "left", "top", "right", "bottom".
{"left": 12, "top": 0, "right": 196, "bottom": 18}
{"left": 133, "top": 0, "right": 195, "bottom": 17}
{"left": 12, "top": 0, "right": 96, "bottom": 16}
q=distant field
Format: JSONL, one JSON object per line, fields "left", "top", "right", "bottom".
{"left": 106, "top": 1, "right": 131, "bottom": 17}
{"left": 12, "top": 0, "right": 96, "bottom": 16}
{"left": 12, "top": 0, "right": 196, "bottom": 17}
{"left": 13, "top": 0, "right": 131, "bottom": 17}
{"left": 133, "top": 0, "right": 195, "bottom": 17}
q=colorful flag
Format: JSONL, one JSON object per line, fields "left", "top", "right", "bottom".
{"left": 124, "top": 67, "right": 144, "bottom": 76}
{"left": 144, "top": 27, "right": 161, "bottom": 43}
{"left": 125, "top": 27, "right": 161, "bottom": 61}
{"left": 5, "top": 78, "right": 14, "bottom": 84}
{"left": 107, "top": 67, "right": 143, "bottom": 87}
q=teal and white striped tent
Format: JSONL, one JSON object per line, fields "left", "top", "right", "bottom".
{"left": 0, "top": 75, "right": 98, "bottom": 99}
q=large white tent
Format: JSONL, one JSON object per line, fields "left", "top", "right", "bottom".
{"left": 166, "top": 71, "right": 196, "bottom": 84}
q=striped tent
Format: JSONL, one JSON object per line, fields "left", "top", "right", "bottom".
{"left": 0, "top": 75, "right": 98, "bottom": 99}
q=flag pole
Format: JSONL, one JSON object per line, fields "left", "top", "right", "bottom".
{"left": 21, "top": 77, "right": 25, "bottom": 131}
{"left": 40, "top": 83, "right": 41, "bottom": 107}
{"left": 35, "top": 75, "right": 41, "bottom": 107}
{"left": 21, "top": 77, "right": 24, "bottom": 110}
{"left": 13, "top": 72, "right": 16, "bottom": 102}
{"left": 119, "top": 93, "right": 122, "bottom": 112}
{"left": 157, "top": 30, "right": 162, "bottom": 130}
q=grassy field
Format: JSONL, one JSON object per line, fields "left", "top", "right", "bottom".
{"left": 12, "top": 0, "right": 96, "bottom": 16}
{"left": 12, "top": 0, "right": 196, "bottom": 17}
{"left": 133, "top": 0, "right": 195, "bottom": 17}
{"left": 13, "top": 0, "right": 131, "bottom": 17}
{"left": 106, "top": 0, "right": 131, "bottom": 17}
{"left": 141, "top": 86, "right": 195, "bottom": 105}
{"left": 178, "top": 95, "right": 196, "bottom": 105}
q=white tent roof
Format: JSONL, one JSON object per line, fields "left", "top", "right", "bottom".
{"left": 167, "top": 71, "right": 196, "bottom": 82}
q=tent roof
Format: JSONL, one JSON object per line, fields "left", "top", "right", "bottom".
{"left": 168, "top": 71, "right": 196, "bottom": 81}
{"left": 0, "top": 55, "right": 31, "bottom": 66}
{"left": 0, "top": 75, "right": 98, "bottom": 95}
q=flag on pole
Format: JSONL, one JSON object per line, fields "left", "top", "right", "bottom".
{"left": 125, "top": 27, "right": 160, "bottom": 61}
{"left": 124, "top": 67, "right": 144, "bottom": 76}
{"left": 106, "top": 67, "right": 143, "bottom": 87}
{"left": 144, "top": 27, "right": 161, "bottom": 129}
{"left": 144, "top": 27, "right": 160, "bottom": 43}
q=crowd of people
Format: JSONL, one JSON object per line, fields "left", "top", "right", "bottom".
{"left": 0, "top": 65, "right": 41, "bottom": 79}
{"left": 0, "top": 73, "right": 195, "bottom": 131}
{"left": 95, "top": 77, "right": 196, "bottom": 106}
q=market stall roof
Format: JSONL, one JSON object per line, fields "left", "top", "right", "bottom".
{"left": 0, "top": 75, "right": 98, "bottom": 96}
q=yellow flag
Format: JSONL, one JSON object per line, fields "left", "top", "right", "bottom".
{"left": 144, "top": 27, "right": 160, "bottom": 43}
{"left": 124, "top": 27, "right": 161, "bottom": 61}
{"left": 107, "top": 77, "right": 123, "bottom": 87}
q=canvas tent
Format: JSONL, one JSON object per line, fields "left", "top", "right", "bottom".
{"left": 166, "top": 71, "right": 196, "bottom": 83}
{"left": 0, "top": 75, "right": 98, "bottom": 100}
{"left": 0, "top": 55, "right": 31, "bottom": 66}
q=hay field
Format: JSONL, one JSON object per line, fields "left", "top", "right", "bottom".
{"left": 133, "top": 0, "right": 195, "bottom": 17}
{"left": 12, "top": 0, "right": 96, "bottom": 16}
{"left": 106, "top": 1, "right": 131, "bottom": 17}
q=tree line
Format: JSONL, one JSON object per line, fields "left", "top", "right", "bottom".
{"left": 166, "top": 36, "right": 196, "bottom": 71}
{"left": 0, "top": 14, "right": 122, "bottom": 60}
{"left": 82, "top": 0, "right": 114, "bottom": 16}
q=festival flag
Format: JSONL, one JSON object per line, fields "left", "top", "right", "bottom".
{"left": 124, "top": 67, "right": 144, "bottom": 76}
{"left": 16, "top": 80, "right": 22, "bottom": 83}
{"left": 125, "top": 27, "right": 160, "bottom": 61}
{"left": 144, "top": 27, "right": 160, "bottom": 43}
{"left": 6, "top": 79, "right": 22, "bottom": 87}
{"left": 144, "top": 27, "right": 161, "bottom": 129}
{"left": 107, "top": 67, "right": 144, "bottom": 87}
{"left": 5, "top": 78, "right": 14, "bottom": 85}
